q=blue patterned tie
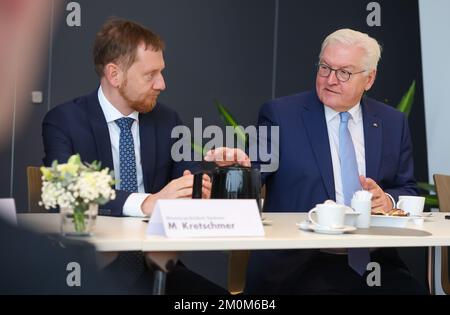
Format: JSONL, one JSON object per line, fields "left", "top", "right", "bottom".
{"left": 339, "top": 112, "right": 370, "bottom": 276}
{"left": 115, "top": 117, "right": 138, "bottom": 192}
{"left": 115, "top": 117, "right": 144, "bottom": 286}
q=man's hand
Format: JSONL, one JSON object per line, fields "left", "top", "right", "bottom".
{"left": 204, "top": 147, "right": 251, "bottom": 167}
{"left": 359, "top": 175, "right": 393, "bottom": 212}
{"left": 141, "top": 171, "right": 194, "bottom": 215}
{"left": 141, "top": 170, "right": 212, "bottom": 215}
{"left": 202, "top": 173, "right": 212, "bottom": 199}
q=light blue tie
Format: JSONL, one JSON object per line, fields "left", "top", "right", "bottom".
{"left": 115, "top": 117, "right": 138, "bottom": 193}
{"left": 339, "top": 112, "right": 370, "bottom": 276}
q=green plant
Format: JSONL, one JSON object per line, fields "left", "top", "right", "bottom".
{"left": 396, "top": 80, "right": 416, "bottom": 116}
{"left": 417, "top": 182, "right": 439, "bottom": 208}
{"left": 215, "top": 100, "right": 248, "bottom": 146}
{"left": 191, "top": 141, "right": 207, "bottom": 157}
{"left": 191, "top": 100, "right": 248, "bottom": 156}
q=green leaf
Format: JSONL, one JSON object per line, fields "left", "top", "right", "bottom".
{"left": 417, "top": 182, "right": 436, "bottom": 193}
{"left": 89, "top": 160, "right": 102, "bottom": 171}
{"left": 68, "top": 154, "right": 81, "bottom": 165}
{"left": 215, "top": 100, "right": 247, "bottom": 146}
{"left": 423, "top": 194, "right": 439, "bottom": 207}
{"left": 191, "top": 141, "right": 206, "bottom": 157}
{"left": 396, "top": 80, "right": 416, "bottom": 117}
{"left": 51, "top": 159, "right": 58, "bottom": 169}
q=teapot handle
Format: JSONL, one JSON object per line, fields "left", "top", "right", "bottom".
{"left": 192, "top": 172, "right": 204, "bottom": 199}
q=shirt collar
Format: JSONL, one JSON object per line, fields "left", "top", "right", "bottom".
{"left": 324, "top": 102, "right": 362, "bottom": 124}
{"left": 98, "top": 86, "right": 139, "bottom": 123}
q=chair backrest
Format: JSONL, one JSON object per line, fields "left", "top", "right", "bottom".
{"left": 27, "top": 166, "right": 46, "bottom": 213}
{"left": 433, "top": 174, "right": 450, "bottom": 294}
{"left": 434, "top": 174, "right": 450, "bottom": 212}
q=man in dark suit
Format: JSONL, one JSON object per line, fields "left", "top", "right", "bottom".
{"left": 43, "top": 18, "right": 209, "bottom": 217}
{"left": 207, "top": 29, "right": 427, "bottom": 294}
{"left": 41, "top": 18, "right": 225, "bottom": 294}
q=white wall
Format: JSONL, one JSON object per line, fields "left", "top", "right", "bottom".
{"left": 419, "top": 0, "right": 450, "bottom": 295}
{"left": 419, "top": 0, "right": 450, "bottom": 181}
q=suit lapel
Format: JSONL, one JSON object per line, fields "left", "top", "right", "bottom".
{"left": 362, "top": 98, "right": 382, "bottom": 182}
{"left": 139, "top": 113, "right": 156, "bottom": 192}
{"left": 85, "top": 91, "right": 114, "bottom": 170}
{"left": 301, "top": 94, "right": 335, "bottom": 199}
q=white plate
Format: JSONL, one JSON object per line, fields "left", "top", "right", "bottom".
{"left": 410, "top": 213, "right": 433, "bottom": 218}
{"left": 296, "top": 221, "right": 357, "bottom": 235}
{"left": 370, "top": 215, "right": 411, "bottom": 228}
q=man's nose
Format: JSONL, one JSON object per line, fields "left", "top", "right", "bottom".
{"left": 153, "top": 73, "right": 166, "bottom": 91}
{"left": 327, "top": 70, "right": 339, "bottom": 85}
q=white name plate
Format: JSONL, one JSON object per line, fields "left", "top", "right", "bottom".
{"left": 147, "top": 199, "right": 265, "bottom": 238}
{"left": 0, "top": 198, "right": 17, "bottom": 225}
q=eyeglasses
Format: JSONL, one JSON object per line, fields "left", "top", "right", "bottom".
{"left": 317, "top": 63, "right": 366, "bottom": 82}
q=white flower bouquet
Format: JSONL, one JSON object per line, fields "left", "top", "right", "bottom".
{"left": 40, "top": 154, "right": 115, "bottom": 234}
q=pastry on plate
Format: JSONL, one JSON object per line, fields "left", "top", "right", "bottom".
{"left": 371, "top": 208, "right": 409, "bottom": 216}
{"left": 387, "top": 208, "right": 409, "bottom": 217}
{"left": 371, "top": 208, "right": 387, "bottom": 215}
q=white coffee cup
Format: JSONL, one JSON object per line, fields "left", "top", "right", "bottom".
{"left": 308, "top": 203, "right": 346, "bottom": 229}
{"left": 397, "top": 196, "right": 425, "bottom": 216}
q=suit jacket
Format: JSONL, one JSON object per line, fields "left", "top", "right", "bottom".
{"left": 246, "top": 90, "right": 419, "bottom": 293}
{"left": 42, "top": 90, "right": 198, "bottom": 216}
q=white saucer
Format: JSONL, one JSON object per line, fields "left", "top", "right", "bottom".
{"left": 296, "top": 221, "right": 357, "bottom": 235}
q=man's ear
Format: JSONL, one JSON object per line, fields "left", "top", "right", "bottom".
{"left": 104, "top": 63, "right": 123, "bottom": 88}
{"left": 364, "top": 70, "right": 377, "bottom": 91}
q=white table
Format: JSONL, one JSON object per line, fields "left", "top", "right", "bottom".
{"left": 18, "top": 212, "right": 450, "bottom": 251}
{"left": 19, "top": 212, "right": 450, "bottom": 294}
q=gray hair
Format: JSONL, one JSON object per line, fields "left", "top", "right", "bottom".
{"left": 319, "top": 28, "right": 382, "bottom": 72}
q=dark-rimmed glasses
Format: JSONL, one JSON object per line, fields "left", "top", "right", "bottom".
{"left": 317, "top": 63, "right": 366, "bottom": 82}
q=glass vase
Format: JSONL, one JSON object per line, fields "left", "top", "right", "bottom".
{"left": 60, "top": 203, "right": 98, "bottom": 236}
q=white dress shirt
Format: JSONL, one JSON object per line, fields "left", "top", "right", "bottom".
{"left": 324, "top": 103, "right": 395, "bottom": 207}
{"left": 98, "top": 87, "right": 149, "bottom": 217}
{"left": 324, "top": 103, "right": 365, "bottom": 205}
